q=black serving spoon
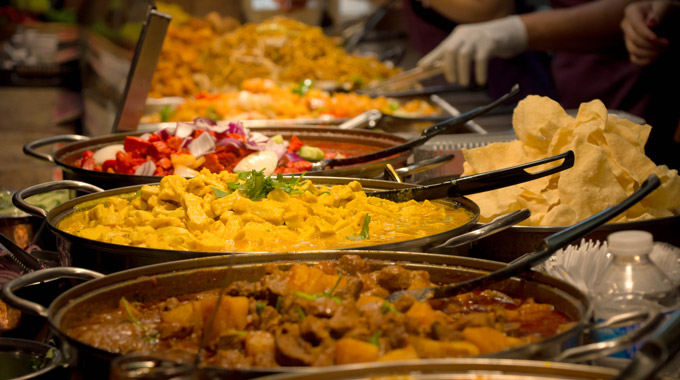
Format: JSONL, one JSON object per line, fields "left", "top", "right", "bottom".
{"left": 368, "top": 150, "right": 574, "bottom": 202}
{"left": 386, "top": 174, "right": 661, "bottom": 302}
{"left": 311, "top": 84, "right": 520, "bottom": 171}
{"left": 0, "top": 233, "right": 42, "bottom": 273}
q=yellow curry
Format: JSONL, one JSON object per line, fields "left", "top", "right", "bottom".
{"left": 57, "top": 170, "right": 473, "bottom": 252}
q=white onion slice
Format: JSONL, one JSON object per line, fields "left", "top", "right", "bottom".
{"left": 174, "top": 165, "right": 200, "bottom": 178}
{"left": 175, "top": 122, "right": 194, "bottom": 139}
{"left": 233, "top": 151, "right": 278, "bottom": 175}
{"left": 187, "top": 132, "right": 216, "bottom": 158}
{"left": 134, "top": 160, "right": 156, "bottom": 176}
{"left": 92, "top": 144, "right": 124, "bottom": 164}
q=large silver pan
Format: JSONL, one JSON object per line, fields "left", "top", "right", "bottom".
{"left": 22, "top": 126, "right": 412, "bottom": 189}
{"left": 12, "top": 177, "right": 509, "bottom": 273}
{"left": 2, "top": 251, "right": 657, "bottom": 379}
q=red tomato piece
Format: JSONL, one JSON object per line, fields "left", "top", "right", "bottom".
{"left": 147, "top": 134, "right": 161, "bottom": 143}
{"left": 149, "top": 141, "right": 171, "bottom": 160}
{"left": 123, "top": 136, "right": 151, "bottom": 155}
{"left": 202, "top": 153, "right": 225, "bottom": 173}
{"left": 82, "top": 150, "right": 94, "bottom": 159}
{"left": 288, "top": 135, "right": 304, "bottom": 153}
{"left": 102, "top": 160, "right": 117, "bottom": 172}
{"left": 81, "top": 158, "right": 95, "bottom": 170}
{"left": 157, "top": 157, "right": 172, "bottom": 170}
{"left": 166, "top": 136, "right": 184, "bottom": 151}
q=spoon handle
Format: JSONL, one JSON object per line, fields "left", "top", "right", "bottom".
{"left": 314, "top": 85, "right": 520, "bottom": 170}
{"left": 393, "top": 174, "right": 661, "bottom": 302}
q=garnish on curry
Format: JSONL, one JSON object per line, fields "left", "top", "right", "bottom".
{"left": 62, "top": 256, "right": 573, "bottom": 368}
{"left": 56, "top": 170, "right": 473, "bottom": 252}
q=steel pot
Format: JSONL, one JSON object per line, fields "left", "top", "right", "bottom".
{"left": 2, "top": 251, "right": 660, "bottom": 379}
{"left": 12, "top": 177, "right": 532, "bottom": 273}
{"left": 0, "top": 338, "right": 64, "bottom": 379}
{"left": 23, "top": 126, "right": 413, "bottom": 189}
{"left": 470, "top": 216, "right": 680, "bottom": 263}
{"left": 250, "top": 359, "right": 620, "bottom": 380}
{"left": 0, "top": 250, "right": 626, "bottom": 379}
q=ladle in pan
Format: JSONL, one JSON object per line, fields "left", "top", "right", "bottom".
{"left": 368, "top": 150, "right": 574, "bottom": 201}
{"left": 311, "top": 84, "right": 520, "bottom": 171}
{"left": 386, "top": 174, "right": 661, "bottom": 302}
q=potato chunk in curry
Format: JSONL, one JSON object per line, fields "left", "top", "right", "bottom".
{"left": 57, "top": 170, "right": 473, "bottom": 252}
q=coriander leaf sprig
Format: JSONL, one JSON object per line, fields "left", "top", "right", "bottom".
{"left": 121, "top": 297, "right": 159, "bottom": 344}
{"left": 346, "top": 214, "right": 370, "bottom": 241}
{"left": 214, "top": 170, "right": 307, "bottom": 201}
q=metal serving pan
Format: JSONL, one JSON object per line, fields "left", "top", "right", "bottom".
{"left": 11, "top": 177, "right": 491, "bottom": 273}
{"left": 23, "top": 126, "right": 412, "bottom": 190}
{"left": 0, "top": 251, "right": 602, "bottom": 379}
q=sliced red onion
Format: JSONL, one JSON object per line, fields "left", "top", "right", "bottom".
{"left": 227, "top": 121, "right": 247, "bottom": 136}
{"left": 194, "top": 117, "right": 217, "bottom": 128}
{"left": 175, "top": 122, "right": 195, "bottom": 139}
{"left": 134, "top": 160, "right": 156, "bottom": 176}
{"left": 0, "top": 269, "right": 20, "bottom": 284}
{"left": 139, "top": 133, "right": 152, "bottom": 140}
{"left": 265, "top": 139, "right": 289, "bottom": 159}
{"left": 285, "top": 152, "right": 304, "bottom": 162}
{"left": 181, "top": 137, "right": 192, "bottom": 148}
{"left": 155, "top": 127, "right": 174, "bottom": 139}
{"left": 245, "top": 132, "right": 270, "bottom": 151}
{"left": 187, "top": 132, "right": 216, "bottom": 157}
{"left": 217, "top": 137, "right": 245, "bottom": 150}
{"left": 234, "top": 151, "right": 278, "bottom": 175}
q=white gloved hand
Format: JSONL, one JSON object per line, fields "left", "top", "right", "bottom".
{"left": 418, "top": 15, "right": 528, "bottom": 86}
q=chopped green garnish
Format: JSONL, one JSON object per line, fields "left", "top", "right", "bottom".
{"left": 121, "top": 297, "right": 159, "bottom": 344}
{"left": 351, "top": 75, "right": 363, "bottom": 87}
{"left": 256, "top": 301, "right": 266, "bottom": 315}
{"left": 440, "top": 218, "right": 451, "bottom": 221}
{"left": 228, "top": 170, "right": 306, "bottom": 201}
{"left": 295, "top": 306, "right": 306, "bottom": 320}
{"left": 276, "top": 296, "right": 283, "bottom": 312}
{"left": 319, "top": 191, "right": 330, "bottom": 196}
{"left": 294, "top": 274, "right": 344, "bottom": 305}
{"left": 368, "top": 330, "right": 382, "bottom": 347}
{"left": 346, "top": 214, "right": 370, "bottom": 241}
{"left": 212, "top": 187, "right": 229, "bottom": 198}
{"left": 298, "top": 145, "right": 325, "bottom": 162}
{"left": 388, "top": 102, "right": 399, "bottom": 111}
{"left": 206, "top": 106, "right": 220, "bottom": 121}
{"left": 380, "top": 300, "right": 401, "bottom": 315}
{"left": 159, "top": 105, "right": 175, "bottom": 122}
{"left": 292, "top": 78, "right": 314, "bottom": 95}
{"left": 226, "top": 329, "right": 248, "bottom": 337}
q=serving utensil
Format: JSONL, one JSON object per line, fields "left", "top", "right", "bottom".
{"left": 368, "top": 150, "right": 574, "bottom": 201}
{"left": 386, "top": 174, "right": 662, "bottom": 302}
{"left": 0, "top": 233, "right": 42, "bottom": 272}
{"left": 311, "top": 84, "right": 520, "bottom": 171}
{"left": 611, "top": 308, "right": 680, "bottom": 380}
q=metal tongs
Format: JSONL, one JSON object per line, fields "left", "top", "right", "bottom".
{"left": 369, "top": 150, "right": 574, "bottom": 201}
{"left": 386, "top": 174, "right": 661, "bottom": 302}
{"left": 367, "top": 60, "right": 444, "bottom": 94}
{"left": 311, "top": 84, "right": 519, "bottom": 171}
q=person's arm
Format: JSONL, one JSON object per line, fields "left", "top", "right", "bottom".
{"left": 422, "top": 0, "right": 515, "bottom": 23}
{"left": 521, "top": 0, "right": 638, "bottom": 52}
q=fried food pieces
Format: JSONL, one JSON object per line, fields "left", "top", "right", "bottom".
{"left": 462, "top": 96, "right": 680, "bottom": 226}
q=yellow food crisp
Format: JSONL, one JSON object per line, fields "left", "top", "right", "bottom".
{"left": 57, "top": 170, "right": 473, "bottom": 252}
{"left": 462, "top": 96, "right": 680, "bottom": 226}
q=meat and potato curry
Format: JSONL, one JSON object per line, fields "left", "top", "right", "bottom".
{"left": 56, "top": 170, "right": 473, "bottom": 252}
{"left": 63, "top": 256, "right": 573, "bottom": 368}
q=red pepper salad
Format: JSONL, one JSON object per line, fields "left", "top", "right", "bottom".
{"left": 73, "top": 118, "right": 340, "bottom": 176}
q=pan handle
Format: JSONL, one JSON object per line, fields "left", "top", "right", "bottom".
{"left": 449, "top": 150, "right": 575, "bottom": 197}
{"left": 2, "top": 267, "right": 104, "bottom": 318}
{"left": 23, "top": 134, "right": 90, "bottom": 163}
{"left": 13, "top": 180, "right": 104, "bottom": 218}
{"left": 553, "top": 309, "right": 665, "bottom": 363}
{"left": 427, "top": 209, "right": 531, "bottom": 254}
{"left": 337, "top": 109, "right": 383, "bottom": 130}
{"left": 394, "top": 154, "right": 455, "bottom": 178}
